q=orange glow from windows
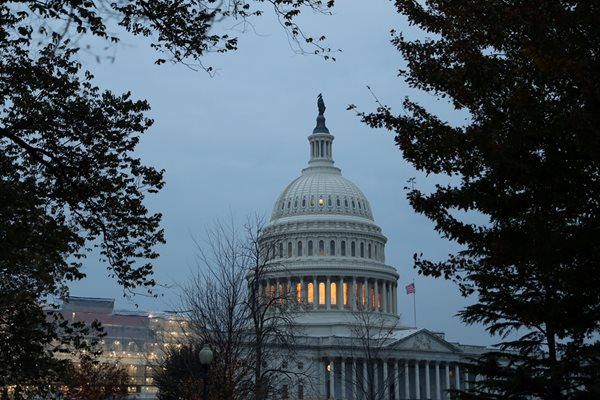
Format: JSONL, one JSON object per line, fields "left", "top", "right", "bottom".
{"left": 307, "top": 282, "right": 314, "bottom": 304}
{"left": 296, "top": 282, "right": 301, "bottom": 303}
{"left": 330, "top": 282, "right": 337, "bottom": 305}
{"left": 343, "top": 282, "right": 348, "bottom": 305}
{"left": 319, "top": 282, "right": 325, "bottom": 305}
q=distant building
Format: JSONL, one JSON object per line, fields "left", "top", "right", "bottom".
{"left": 59, "top": 296, "right": 187, "bottom": 399}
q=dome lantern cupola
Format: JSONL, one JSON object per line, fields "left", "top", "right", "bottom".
{"left": 308, "top": 94, "right": 335, "bottom": 169}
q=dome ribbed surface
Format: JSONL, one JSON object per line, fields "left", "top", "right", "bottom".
{"left": 271, "top": 168, "right": 374, "bottom": 221}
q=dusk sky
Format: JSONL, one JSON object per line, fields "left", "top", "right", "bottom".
{"left": 69, "top": 1, "right": 497, "bottom": 346}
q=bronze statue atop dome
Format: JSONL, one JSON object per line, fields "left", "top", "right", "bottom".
{"left": 317, "top": 93, "right": 326, "bottom": 115}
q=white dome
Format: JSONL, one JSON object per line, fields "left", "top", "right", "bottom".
{"left": 271, "top": 167, "right": 374, "bottom": 222}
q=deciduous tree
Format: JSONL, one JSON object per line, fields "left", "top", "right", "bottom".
{"left": 1, "top": 0, "right": 334, "bottom": 390}
{"left": 358, "top": 1, "right": 600, "bottom": 398}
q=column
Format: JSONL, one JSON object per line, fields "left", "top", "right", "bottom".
{"left": 322, "top": 359, "right": 328, "bottom": 398}
{"left": 352, "top": 276, "right": 357, "bottom": 311}
{"left": 382, "top": 282, "right": 388, "bottom": 312}
{"left": 445, "top": 363, "right": 450, "bottom": 400}
{"left": 464, "top": 370, "right": 469, "bottom": 391}
{"left": 415, "top": 360, "right": 420, "bottom": 399}
{"left": 374, "top": 279, "right": 379, "bottom": 311}
{"left": 394, "top": 360, "right": 400, "bottom": 400}
{"left": 404, "top": 360, "right": 410, "bottom": 400}
{"left": 338, "top": 276, "right": 344, "bottom": 310}
{"left": 393, "top": 284, "right": 397, "bottom": 314}
{"left": 329, "top": 359, "right": 335, "bottom": 399}
{"left": 383, "top": 360, "right": 389, "bottom": 400}
{"left": 313, "top": 277, "right": 318, "bottom": 310}
{"left": 326, "top": 276, "right": 331, "bottom": 310}
{"left": 455, "top": 364, "right": 460, "bottom": 391}
{"left": 363, "top": 359, "right": 368, "bottom": 399}
{"left": 372, "top": 360, "right": 378, "bottom": 397}
{"left": 353, "top": 359, "right": 358, "bottom": 400}
{"left": 425, "top": 361, "right": 431, "bottom": 400}
{"left": 341, "top": 358, "right": 346, "bottom": 400}
{"left": 287, "top": 277, "right": 291, "bottom": 304}
{"left": 435, "top": 362, "right": 441, "bottom": 400}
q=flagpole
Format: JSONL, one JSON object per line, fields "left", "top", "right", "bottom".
{"left": 413, "top": 279, "right": 417, "bottom": 328}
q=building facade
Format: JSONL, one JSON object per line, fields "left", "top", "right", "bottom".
{"left": 254, "top": 100, "right": 488, "bottom": 399}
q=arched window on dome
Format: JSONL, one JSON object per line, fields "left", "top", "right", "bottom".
{"left": 327, "top": 196, "right": 332, "bottom": 206}
{"left": 341, "top": 241, "right": 346, "bottom": 256}
{"left": 287, "top": 200, "right": 291, "bottom": 209}
{"left": 281, "top": 201, "right": 285, "bottom": 210}
{"left": 330, "top": 240, "right": 335, "bottom": 256}
{"left": 297, "top": 241, "right": 303, "bottom": 257}
{"left": 352, "top": 199, "right": 356, "bottom": 209}
{"left": 294, "top": 198, "right": 298, "bottom": 208}
{"left": 374, "top": 243, "right": 378, "bottom": 259}
{"left": 308, "top": 241, "right": 313, "bottom": 256}
{"left": 351, "top": 241, "right": 356, "bottom": 257}
{"left": 318, "top": 282, "right": 325, "bottom": 305}
{"left": 319, "top": 195, "right": 324, "bottom": 206}
{"left": 310, "top": 196, "right": 315, "bottom": 207}
{"left": 287, "top": 242, "right": 292, "bottom": 258}
{"left": 368, "top": 243, "right": 372, "bottom": 259}
{"left": 344, "top": 198, "right": 349, "bottom": 207}
{"left": 279, "top": 242, "right": 283, "bottom": 258}
{"left": 330, "top": 282, "right": 337, "bottom": 305}
{"left": 336, "top": 197, "right": 341, "bottom": 207}
{"left": 302, "top": 197, "right": 306, "bottom": 207}
{"left": 319, "top": 240, "right": 324, "bottom": 256}
{"left": 360, "top": 242, "right": 365, "bottom": 258}
{"left": 358, "top": 201, "right": 362, "bottom": 210}
{"left": 307, "top": 282, "right": 314, "bottom": 304}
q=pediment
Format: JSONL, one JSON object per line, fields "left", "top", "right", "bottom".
{"left": 388, "top": 329, "right": 461, "bottom": 353}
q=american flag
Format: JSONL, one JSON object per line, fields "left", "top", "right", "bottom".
{"left": 405, "top": 282, "right": 415, "bottom": 294}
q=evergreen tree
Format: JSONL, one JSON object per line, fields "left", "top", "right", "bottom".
{"left": 359, "top": 1, "right": 600, "bottom": 398}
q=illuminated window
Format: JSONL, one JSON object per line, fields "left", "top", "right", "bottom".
{"left": 308, "top": 241, "right": 313, "bottom": 256}
{"left": 351, "top": 242, "right": 356, "bottom": 257}
{"left": 371, "top": 286, "right": 375, "bottom": 309}
{"left": 287, "top": 242, "right": 292, "bottom": 257}
{"left": 360, "top": 242, "right": 365, "bottom": 258}
{"left": 330, "top": 240, "right": 335, "bottom": 256}
{"left": 297, "top": 241, "right": 303, "bottom": 257}
{"left": 307, "top": 282, "right": 314, "bottom": 304}
{"left": 362, "top": 283, "right": 366, "bottom": 305}
{"left": 296, "top": 282, "right": 302, "bottom": 303}
{"left": 270, "top": 284, "right": 275, "bottom": 301}
{"left": 319, "top": 240, "right": 324, "bottom": 256}
{"left": 343, "top": 282, "right": 348, "bottom": 305}
{"left": 377, "top": 285, "right": 382, "bottom": 310}
{"left": 319, "top": 282, "right": 325, "bottom": 305}
{"left": 330, "top": 282, "right": 337, "bottom": 305}
{"left": 279, "top": 283, "right": 284, "bottom": 303}
{"left": 341, "top": 241, "right": 346, "bottom": 256}
{"left": 310, "top": 196, "right": 315, "bottom": 206}
{"left": 319, "top": 196, "right": 324, "bottom": 206}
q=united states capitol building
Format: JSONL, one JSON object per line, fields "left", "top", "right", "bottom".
{"left": 67, "top": 99, "right": 488, "bottom": 399}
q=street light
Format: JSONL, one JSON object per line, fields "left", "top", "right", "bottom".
{"left": 199, "top": 344, "right": 213, "bottom": 400}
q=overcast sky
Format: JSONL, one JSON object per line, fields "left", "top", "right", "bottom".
{"left": 69, "top": 1, "right": 498, "bottom": 347}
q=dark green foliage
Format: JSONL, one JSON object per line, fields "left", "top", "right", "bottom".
{"left": 154, "top": 344, "right": 204, "bottom": 400}
{"left": 1, "top": 0, "right": 334, "bottom": 391}
{"left": 359, "top": 1, "right": 600, "bottom": 398}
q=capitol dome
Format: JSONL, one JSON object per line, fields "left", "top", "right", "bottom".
{"left": 258, "top": 96, "right": 400, "bottom": 335}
